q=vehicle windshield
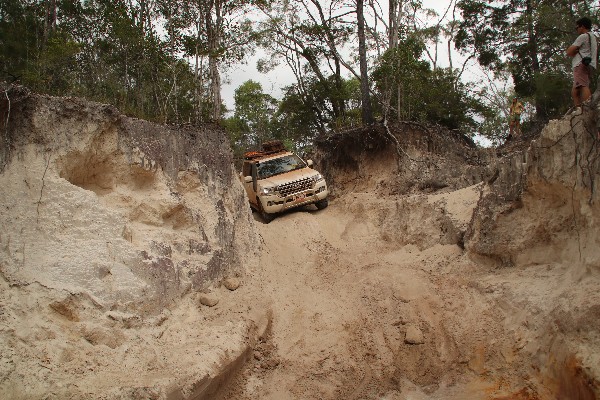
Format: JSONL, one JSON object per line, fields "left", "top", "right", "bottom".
{"left": 257, "top": 154, "right": 306, "bottom": 179}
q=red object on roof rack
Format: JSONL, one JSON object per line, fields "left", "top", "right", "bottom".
{"left": 243, "top": 140, "right": 287, "bottom": 160}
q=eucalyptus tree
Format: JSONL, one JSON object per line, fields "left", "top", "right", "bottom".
{"left": 256, "top": 0, "right": 356, "bottom": 126}
{"left": 181, "top": 0, "right": 256, "bottom": 122}
{"left": 371, "top": 35, "right": 489, "bottom": 132}
{"left": 372, "top": 36, "right": 426, "bottom": 121}
{"left": 272, "top": 76, "right": 359, "bottom": 142}
{"left": 357, "top": 0, "right": 374, "bottom": 124}
{"left": 365, "top": 0, "right": 441, "bottom": 121}
{"left": 0, "top": 0, "right": 80, "bottom": 92}
{"left": 230, "top": 80, "right": 278, "bottom": 148}
{"left": 369, "top": 1, "right": 423, "bottom": 121}
{"left": 385, "top": 0, "right": 422, "bottom": 48}
{"left": 72, "top": 0, "right": 182, "bottom": 120}
{"left": 0, "top": 0, "right": 30, "bottom": 82}
{"left": 126, "top": 0, "right": 155, "bottom": 33}
{"left": 154, "top": 0, "right": 194, "bottom": 123}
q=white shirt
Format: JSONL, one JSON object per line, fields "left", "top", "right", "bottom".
{"left": 572, "top": 31, "right": 598, "bottom": 69}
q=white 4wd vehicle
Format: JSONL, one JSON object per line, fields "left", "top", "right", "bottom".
{"left": 241, "top": 141, "right": 329, "bottom": 223}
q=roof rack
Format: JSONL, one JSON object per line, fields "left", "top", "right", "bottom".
{"left": 243, "top": 140, "right": 287, "bottom": 160}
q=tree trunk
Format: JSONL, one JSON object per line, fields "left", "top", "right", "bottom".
{"left": 388, "top": 0, "right": 398, "bottom": 48}
{"left": 397, "top": 82, "right": 402, "bottom": 120}
{"left": 357, "top": 0, "right": 373, "bottom": 124}
{"left": 194, "top": 27, "right": 205, "bottom": 124}
{"left": 209, "top": 56, "right": 221, "bottom": 121}
{"left": 309, "top": 0, "right": 346, "bottom": 118}
{"left": 43, "top": 0, "right": 57, "bottom": 45}
{"left": 525, "top": 0, "right": 542, "bottom": 118}
{"left": 206, "top": 0, "right": 222, "bottom": 121}
{"left": 388, "top": 0, "right": 405, "bottom": 49}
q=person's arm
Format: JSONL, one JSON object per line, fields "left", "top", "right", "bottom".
{"left": 567, "top": 44, "right": 580, "bottom": 57}
{"left": 567, "top": 34, "right": 585, "bottom": 57}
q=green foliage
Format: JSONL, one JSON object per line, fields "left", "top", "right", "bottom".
{"left": 0, "top": 0, "right": 246, "bottom": 124}
{"left": 533, "top": 72, "right": 572, "bottom": 118}
{"left": 255, "top": 0, "right": 354, "bottom": 123}
{"left": 424, "top": 69, "right": 489, "bottom": 131}
{"left": 271, "top": 84, "right": 322, "bottom": 144}
{"left": 456, "top": 0, "right": 599, "bottom": 122}
{"left": 372, "top": 39, "right": 487, "bottom": 132}
{"left": 233, "top": 80, "right": 277, "bottom": 143}
{"left": 224, "top": 73, "right": 365, "bottom": 155}
{"left": 372, "top": 39, "right": 430, "bottom": 120}
{"left": 4, "top": 0, "right": 589, "bottom": 149}
{"left": 477, "top": 111, "right": 509, "bottom": 145}
{"left": 37, "top": 34, "right": 82, "bottom": 94}
{"left": 272, "top": 74, "right": 363, "bottom": 142}
{"left": 225, "top": 80, "right": 277, "bottom": 156}
{"left": 1, "top": 0, "right": 43, "bottom": 82}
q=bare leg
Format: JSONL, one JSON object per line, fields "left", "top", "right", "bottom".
{"left": 573, "top": 85, "right": 592, "bottom": 106}
{"left": 572, "top": 86, "right": 581, "bottom": 106}
{"left": 580, "top": 86, "right": 592, "bottom": 103}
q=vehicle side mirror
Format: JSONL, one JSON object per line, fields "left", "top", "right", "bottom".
{"left": 306, "top": 160, "right": 313, "bottom": 167}
{"left": 244, "top": 175, "right": 253, "bottom": 183}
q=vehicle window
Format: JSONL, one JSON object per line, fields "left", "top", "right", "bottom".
{"left": 257, "top": 155, "right": 306, "bottom": 179}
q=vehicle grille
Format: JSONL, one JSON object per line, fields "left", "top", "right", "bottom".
{"left": 278, "top": 177, "right": 313, "bottom": 197}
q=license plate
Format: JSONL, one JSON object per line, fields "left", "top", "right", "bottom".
{"left": 295, "top": 194, "right": 305, "bottom": 202}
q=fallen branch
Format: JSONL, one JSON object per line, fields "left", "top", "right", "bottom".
{"left": 36, "top": 156, "right": 51, "bottom": 224}
{"left": 3, "top": 85, "right": 11, "bottom": 168}
{"left": 382, "top": 118, "right": 429, "bottom": 169}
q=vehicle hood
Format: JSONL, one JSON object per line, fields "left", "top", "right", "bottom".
{"left": 259, "top": 168, "right": 319, "bottom": 187}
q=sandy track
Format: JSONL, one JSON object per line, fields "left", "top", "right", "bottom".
{"left": 217, "top": 193, "right": 548, "bottom": 399}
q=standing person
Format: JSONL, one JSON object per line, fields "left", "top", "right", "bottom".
{"left": 567, "top": 17, "right": 598, "bottom": 106}
{"left": 508, "top": 97, "right": 524, "bottom": 138}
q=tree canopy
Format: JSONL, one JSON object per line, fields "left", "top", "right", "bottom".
{"left": 0, "top": 0, "right": 254, "bottom": 124}
{"left": 1, "top": 0, "right": 596, "bottom": 146}
{"left": 456, "top": 0, "right": 600, "bottom": 122}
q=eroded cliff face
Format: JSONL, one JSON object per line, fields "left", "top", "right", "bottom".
{"left": 311, "top": 122, "right": 491, "bottom": 198}
{"left": 0, "top": 85, "right": 258, "bottom": 313}
{"left": 312, "top": 116, "right": 600, "bottom": 269}
{"left": 464, "top": 109, "right": 600, "bottom": 396}
{"left": 0, "top": 85, "right": 263, "bottom": 399}
{"left": 311, "top": 114, "right": 600, "bottom": 397}
{"left": 466, "top": 114, "right": 600, "bottom": 269}
{"left": 311, "top": 122, "right": 495, "bottom": 250}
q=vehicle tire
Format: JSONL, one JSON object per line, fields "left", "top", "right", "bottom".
{"left": 257, "top": 198, "right": 275, "bottom": 223}
{"left": 315, "top": 198, "right": 329, "bottom": 210}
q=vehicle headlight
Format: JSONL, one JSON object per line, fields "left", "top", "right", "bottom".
{"left": 261, "top": 186, "right": 276, "bottom": 195}
{"left": 313, "top": 173, "right": 324, "bottom": 183}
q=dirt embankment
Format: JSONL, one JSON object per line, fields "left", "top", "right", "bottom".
{"left": 1, "top": 86, "right": 600, "bottom": 399}
{"left": 0, "top": 85, "right": 263, "bottom": 399}
{"left": 218, "top": 114, "right": 600, "bottom": 399}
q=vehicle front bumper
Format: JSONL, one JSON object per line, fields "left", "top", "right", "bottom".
{"left": 259, "top": 182, "right": 328, "bottom": 214}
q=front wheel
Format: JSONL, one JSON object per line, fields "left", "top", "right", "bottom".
{"left": 257, "top": 198, "right": 276, "bottom": 223}
{"left": 315, "top": 198, "right": 329, "bottom": 210}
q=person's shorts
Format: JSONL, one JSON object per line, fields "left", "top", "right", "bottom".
{"left": 573, "top": 63, "right": 593, "bottom": 88}
{"left": 510, "top": 114, "right": 521, "bottom": 123}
